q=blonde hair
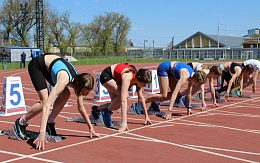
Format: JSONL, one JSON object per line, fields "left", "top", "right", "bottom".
{"left": 72, "top": 73, "right": 94, "bottom": 96}
{"left": 201, "top": 64, "right": 209, "bottom": 70}
{"left": 199, "top": 64, "right": 210, "bottom": 75}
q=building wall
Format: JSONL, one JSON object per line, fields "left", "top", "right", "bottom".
{"left": 1, "top": 47, "right": 41, "bottom": 62}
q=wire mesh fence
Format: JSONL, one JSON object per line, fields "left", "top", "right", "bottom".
{"left": 1, "top": 48, "right": 260, "bottom": 70}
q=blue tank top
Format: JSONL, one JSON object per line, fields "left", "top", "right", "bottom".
{"left": 172, "top": 62, "right": 194, "bottom": 80}
{"left": 49, "top": 58, "right": 78, "bottom": 84}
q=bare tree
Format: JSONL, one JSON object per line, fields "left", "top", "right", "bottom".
{"left": 0, "top": 0, "right": 36, "bottom": 46}
{"left": 0, "top": 1, "right": 131, "bottom": 55}
{"left": 62, "top": 11, "right": 81, "bottom": 53}
{"left": 45, "top": 8, "right": 68, "bottom": 53}
{"left": 85, "top": 12, "right": 131, "bottom": 55}
{"left": 113, "top": 13, "right": 131, "bottom": 53}
{"left": 78, "top": 24, "right": 95, "bottom": 55}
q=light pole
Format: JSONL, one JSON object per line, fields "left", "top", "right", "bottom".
{"left": 144, "top": 40, "right": 148, "bottom": 49}
{"left": 172, "top": 36, "right": 174, "bottom": 49}
{"left": 152, "top": 40, "right": 154, "bottom": 57}
{"left": 222, "top": 24, "right": 226, "bottom": 60}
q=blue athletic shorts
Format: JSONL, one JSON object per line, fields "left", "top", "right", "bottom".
{"left": 157, "top": 61, "right": 171, "bottom": 77}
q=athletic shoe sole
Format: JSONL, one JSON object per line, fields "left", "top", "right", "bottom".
{"left": 101, "top": 109, "right": 113, "bottom": 127}
{"left": 13, "top": 122, "right": 27, "bottom": 140}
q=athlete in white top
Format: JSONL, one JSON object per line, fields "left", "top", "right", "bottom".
{"left": 242, "top": 59, "right": 260, "bottom": 93}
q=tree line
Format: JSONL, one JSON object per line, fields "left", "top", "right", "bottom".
{"left": 0, "top": 0, "right": 132, "bottom": 55}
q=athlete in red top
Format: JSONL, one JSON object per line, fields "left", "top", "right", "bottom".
{"left": 113, "top": 63, "right": 136, "bottom": 84}
{"left": 91, "top": 63, "right": 152, "bottom": 132}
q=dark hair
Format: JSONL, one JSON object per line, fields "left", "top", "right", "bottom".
{"left": 243, "top": 64, "right": 254, "bottom": 72}
{"left": 193, "top": 70, "right": 207, "bottom": 83}
{"left": 72, "top": 73, "right": 94, "bottom": 96}
{"left": 210, "top": 65, "right": 222, "bottom": 75}
{"left": 136, "top": 68, "right": 152, "bottom": 83}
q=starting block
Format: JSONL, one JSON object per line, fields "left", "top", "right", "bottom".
{"left": 145, "top": 106, "right": 166, "bottom": 116}
{"left": 117, "top": 102, "right": 142, "bottom": 115}
{"left": 192, "top": 97, "right": 226, "bottom": 102}
{"left": 159, "top": 102, "right": 202, "bottom": 109}
{"left": 119, "top": 102, "right": 166, "bottom": 116}
{"left": 220, "top": 92, "right": 252, "bottom": 98}
{"left": 67, "top": 114, "right": 121, "bottom": 127}
{"left": 117, "top": 107, "right": 139, "bottom": 115}
{"left": 230, "top": 94, "right": 252, "bottom": 98}
{"left": 0, "top": 129, "right": 62, "bottom": 142}
{"left": 118, "top": 105, "right": 166, "bottom": 116}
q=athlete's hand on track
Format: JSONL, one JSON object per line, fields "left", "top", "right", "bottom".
{"left": 89, "top": 128, "right": 101, "bottom": 138}
{"left": 118, "top": 122, "right": 129, "bottom": 132}
{"left": 252, "top": 86, "right": 256, "bottom": 93}
{"left": 162, "top": 111, "right": 172, "bottom": 120}
{"left": 224, "top": 93, "right": 229, "bottom": 100}
{"left": 33, "top": 132, "right": 48, "bottom": 150}
{"left": 144, "top": 115, "right": 153, "bottom": 125}
{"left": 201, "top": 101, "right": 207, "bottom": 111}
{"left": 212, "top": 101, "right": 219, "bottom": 108}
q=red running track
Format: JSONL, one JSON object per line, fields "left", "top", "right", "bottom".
{"left": 0, "top": 62, "right": 259, "bottom": 163}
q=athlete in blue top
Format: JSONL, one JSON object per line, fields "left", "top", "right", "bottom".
{"left": 13, "top": 53, "right": 100, "bottom": 150}
{"left": 145, "top": 61, "right": 207, "bottom": 119}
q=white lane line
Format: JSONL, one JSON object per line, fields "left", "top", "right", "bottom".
{"left": 1, "top": 90, "right": 260, "bottom": 162}
{"left": 185, "top": 144, "right": 260, "bottom": 156}
{"left": 214, "top": 110, "right": 260, "bottom": 117}
{"left": 196, "top": 112, "right": 260, "bottom": 118}
{"left": 125, "top": 132, "right": 258, "bottom": 163}
{"left": 179, "top": 119, "right": 260, "bottom": 134}
{"left": 0, "top": 150, "right": 64, "bottom": 163}
{"left": 149, "top": 124, "right": 174, "bottom": 128}
{"left": 146, "top": 120, "right": 260, "bottom": 134}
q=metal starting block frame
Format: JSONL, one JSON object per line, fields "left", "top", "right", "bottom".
{"left": 0, "top": 129, "right": 62, "bottom": 142}
{"left": 67, "top": 114, "right": 121, "bottom": 127}
{"left": 146, "top": 110, "right": 166, "bottom": 116}
{"left": 159, "top": 102, "right": 202, "bottom": 108}
{"left": 192, "top": 97, "right": 226, "bottom": 102}
{"left": 117, "top": 107, "right": 140, "bottom": 115}
{"left": 118, "top": 107, "right": 166, "bottom": 116}
{"left": 220, "top": 93, "right": 252, "bottom": 98}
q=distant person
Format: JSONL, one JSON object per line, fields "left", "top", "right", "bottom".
{"left": 1, "top": 50, "right": 8, "bottom": 70}
{"left": 215, "top": 62, "right": 253, "bottom": 99}
{"left": 30, "top": 49, "right": 36, "bottom": 59}
{"left": 238, "top": 59, "right": 260, "bottom": 93}
{"left": 20, "top": 51, "right": 26, "bottom": 68}
{"left": 64, "top": 55, "right": 68, "bottom": 61}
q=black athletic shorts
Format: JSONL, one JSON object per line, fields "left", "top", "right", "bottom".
{"left": 28, "top": 55, "right": 54, "bottom": 91}
{"left": 230, "top": 62, "right": 242, "bottom": 74}
{"left": 100, "top": 66, "right": 113, "bottom": 84}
